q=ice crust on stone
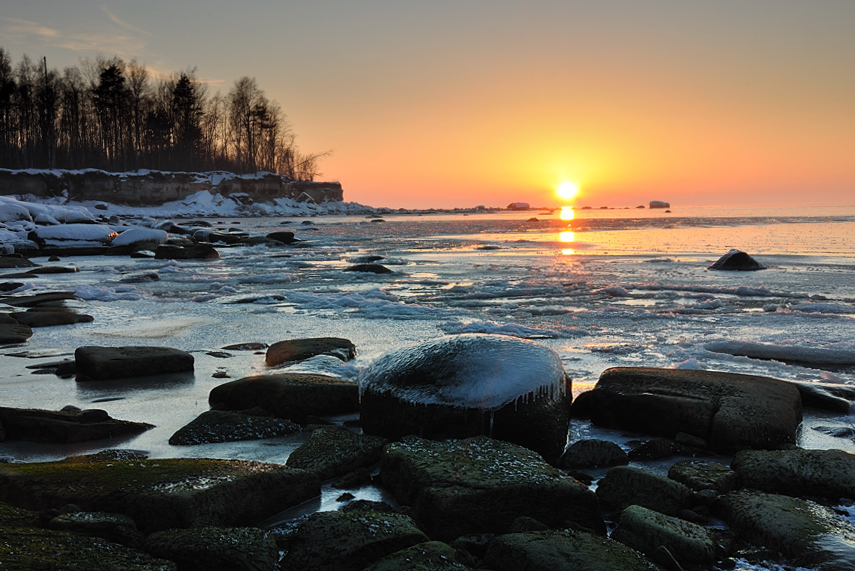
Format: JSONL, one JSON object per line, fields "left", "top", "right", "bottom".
{"left": 33, "top": 224, "right": 117, "bottom": 242}
{"left": 358, "top": 334, "right": 567, "bottom": 410}
{"left": 111, "top": 227, "right": 168, "bottom": 247}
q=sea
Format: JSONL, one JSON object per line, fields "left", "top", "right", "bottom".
{"left": 2, "top": 202, "right": 855, "bottom": 551}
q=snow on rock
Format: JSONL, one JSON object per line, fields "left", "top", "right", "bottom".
{"left": 598, "top": 286, "right": 630, "bottom": 297}
{"left": 111, "top": 227, "right": 168, "bottom": 247}
{"left": 33, "top": 224, "right": 117, "bottom": 243}
{"left": 705, "top": 339, "right": 855, "bottom": 366}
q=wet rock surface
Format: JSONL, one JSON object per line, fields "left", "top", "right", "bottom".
{"left": 596, "top": 465, "right": 694, "bottom": 516}
{"left": 612, "top": 504, "right": 717, "bottom": 567}
{"left": 286, "top": 426, "right": 387, "bottom": 481}
{"left": 75, "top": 345, "right": 195, "bottom": 381}
{"left": 731, "top": 448, "right": 855, "bottom": 499}
{"left": 168, "top": 410, "right": 301, "bottom": 445}
{"left": 144, "top": 526, "right": 279, "bottom": 571}
{"left": 0, "top": 405, "right": 153, "bottom": 444}
{"left": 265, "top": 336, "right": 356, "bottom": 366}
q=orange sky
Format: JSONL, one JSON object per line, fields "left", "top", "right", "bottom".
{"left": 3, "top": 1, "right": 854, "bottom": 208}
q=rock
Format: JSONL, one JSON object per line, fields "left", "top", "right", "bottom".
{"left": 627, "top": 438, "right": 679, "bottom": 460}
{"left": 1, "top": 291, "right": 79, "bottom": 307}
{"left": 144, "top": 526, "right": 279, "bottom": 571}
{"left": 0, "top": 502, "right": 40, "bottom": 527}
{"left": 0, "top": 314, "right": 33, "bottom": 343}
{"left": 168, "top": 410, "right": 301, "bottom": 445}
{"left": 731, "top": 448, "right": 855, "bottom": 499}
{"left": 575, "top": 367, "right": 802, "bottom": 453}
{"left": 360, "top": 334, "right": 571, "bottom": 463}
{"left": 649, "top": 201, "right": 670, "bottom": 209}
{"left": 75, "top": 345, "right": 194, "bottom": 381}
{"left": 0, "top": 527, "right": 177, "bottom": 570}
{"left": 0, "top": 457, "right": 319, "bottom": 533}
{"left": 792, "top": 381, "right": 854, "bottom": 413}
{"left": 668, "top": 460, "right": 737, "bottom": 493}
{"left": 363, "top": 541, "right": 472, "bottom": 570}
{"left": 265, "top": 336, "right": 356, "bottom": 366}
{"left": 208, "top": 373, "right": 359, "bottom": 424}
{"left": 380, "top": 436, "right": 603, "bottom": 540}
{"left": 483, "top": 529, "right": 660, "bottom": 571}
{"left": 559, "top": 439, "right": 629, "bottom": 469}
{"left": 266, "top": 231, "right": 299, "bottom": 244}
{"left": 222, "top": 342, "right": 268, "bottom": 351}
{"left": 344, "top": 263, "right": 394, "bottom": 274}
{"left": 0, "top": 256, "right": 36, "bottom": 268}
{"left": 719, "top": 491, "right": 855, "bottom": 570}
{"left": 0, "top": 405, "right": 153, "bottom": 444}
{"left": 49, "top": 510, "right": 144, "bottom": 548}
{"left": 509, "top": 515, "right": 550, "bottom": 533}
{"left": 277, "top": 510, "right": 429, "bottom": 571}
{"left": 286, "top": 426, "right": 387, "bottom": 481}
{"left": 154, "top": 243, "right": 219, "bottom": 260}
{"left": 611, "top": 504, "right": 716, "bottom": 567}
{"left": 596, "top": 466, "right": 694, "bottom": 516}
{"left": 10, "top": 310, "right": 93, "bottom": 327}
{"left": 709, "top": 249, "right": 765, "bottom": 271}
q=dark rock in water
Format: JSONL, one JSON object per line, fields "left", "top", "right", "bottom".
{"left": 0, "top": 281, "right": 25, "bottom": 292}
{"left": 286, "top": 426, "right": 387, "bottom": 481}
{"left": 792, "top": 381, "right": 854, "bottom": 413}
{"left": 719, "top": 491, "right": 855, "bottom": 570}
{"left": 364, "top": 541, "right": 471, "bottom": 571}
{"left": 222, "top": 342, "right": 268, "bottom": 351}
{"left": 10, "top": 310, "right": 93, "bottom": 327}
{"left": 380, "top": 436, "right": 604, "bottom": 540}
{"left": 276, "top": 510, "right": 429, "bottom": 571}
{"left": 49, "top": 510, "right": 143, "bottom": 548}
{"left": 75, "top": 345, "right": 194, "bottom": 381}
{"left": 596, "top": 465, "right": 693, "bottom": 516}
{"left": 731, "top": 448, "right": 855, "bottom": 499}
{"left": 266, "top": 231, "right": 299, "bottom": 244}
{"left": 0, "top": 314, "right": 33, "bottom": 343}
{"left": 0, "top": 527, "right": 176, "bottom": 570}
{"left": 483, "top": 529, "right": 658, "bottom": 571}
{"left": 144, "top": 526, "right": 279, "bottom": 571}
{"left": 573, "top": 367, "right": 802, "bottom": 453}
{"left": 119, "top": 272, "right": 161, "bottom": 284}
{"left": 154, "top": 243, "right": 219, "bottom": 260}
{"left": 626, "top": 437, "right": 680, "bottom": 460}
{"left": 812, "top": 424, "right": 855, "bottom": 439}
{"left": 350, "top": 254, "right": 386, "bottom": 263}
{"left": 208, "top": 373, "right": 359, "bottom": 423}
{"left": 360, "top": 334, "right": 571, "bottom": 463}
{"left": 668, "top": 460, "right": 737, "bottom": 494}
{"left": 0, "top": 256, "right": 37, "bottom": 268}
{"left": 344, "top": 263, "right": 394, "bottom": 274}
{"left": 266, "top": 336, "right": 357, "bottom": 366}
{"left": 709, "top": 249, "right": 765, "bottom": 271}
{"left": 0, "top": 457, "right": 320, "bottom": 533}
{"left": 0, "top": 405, "right": 153, "bottom": 443}
{"left": 168, "top": 410, "right": 301, "bottom": 445}
{"left": 559, "top": 439, "right": 629, "bottom": 469}
{"left": 611, "top": 504, "right": 716, "bottom": 568}
{"left": 1, "top": 291, "right": 79, "bottom": 307}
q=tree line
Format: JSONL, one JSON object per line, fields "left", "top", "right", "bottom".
{"left": 0, "top": 47, "right": 326, "bottom": 180}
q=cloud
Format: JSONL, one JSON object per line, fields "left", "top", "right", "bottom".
{"left": 100, "top": 6, "right": 150, "bottom": 37}
{"left": 2, "top": 17, "right": 61, "bottom": 40}
{"left": 0, "top": 15, "right": 146, "bottom": 60}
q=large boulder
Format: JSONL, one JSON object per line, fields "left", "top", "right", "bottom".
{"left": 709, "top": 249, "right": 765, "bottom": 271}
{"left": 144, "top": 527, "right": 279, "bottom": 571}
{"left": 559, "top": 439, "right": 628, "bottom": 469}
{"left": 611, "top": 504, "right": 716, "bottom": 567}
{"left": 286, "top": 426, "right": 387, "bottom": 481}
{"left": 0, "top": 405, "right": 153, "bottom": 444}
{"left": 208, "top": 373, "right": 359, "bottom": 424}
{"left": 573, "top": 367, "right": 802, "bottom": 453}
{"left": 380, "top": 435, "right": 603, "bottom": 540}
{"left": 75, "top": 346, "right": 194, "bottom": 381}
{"left": 168, "top": 410, "right": 301, "bottom": 445}
{"left": 719, "top": 491, "right": 855, "bottom": 570}
{"left": 277, "top": 510, "right": 429, "bottom": 571}
{"left": 265, "top": 337, "right": 356, "bottom": 366}
{"left": 0, "top": 457, "right": 319, "bottom": 533}
{"left": 731, "top": 449, "right": 855, "bottom": 500}
{"left": 360, "top": 334, "right": 571, "bottom": 463}
{"left": 483, "top": 529, "right": 659, "bottom": 571}
{"left": 595, "top": 466, "right": 694, "bottom": 516}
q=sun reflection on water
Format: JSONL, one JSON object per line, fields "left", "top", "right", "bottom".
{"left": 560, "top": 206, "right": 575, "bottom": 221}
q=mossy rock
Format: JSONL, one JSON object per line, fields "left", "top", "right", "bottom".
{"left": 49, "top": 510, "right": 143, "bottom": 548}
{"left": 719, "top": 490, "right": 855, "bottom": 570}
{"left": 0, "top": 526, "right": 176, "bottom": 570}
{"left": 0, "top": 502, "right": 40, "bottom": 527}
{"left": 380, "top": 435, "right": 603, "bottom": 540}
{"left": 596, "top": 466, "right": 693, "bottom": 516}
{"left": 168, "top": 410, "right": 301, "bottom": 445}
{"left": 363, "top": 541, "right": 472, "bottom": 570}
{"left": 483, "top": 529, "right": 660, "bottom": 571}
{"left": 731, "top": 448, "right": 855, "bottom": 500}
{"left": 611, "top": 505, "right": 716, "bottom": 567}
{"left": 668, "top": 459, "right": 737, "bottom": 493}
{"left": 559, "top": 438, "right": 629, "bottom": 469}
{"left": 0, "top": 457, "right": 319, "bottom": 533}
{"left": 286, "top": 426, "right": 387, "bottom": 480}
{"left": 144, "top": 526, "right": 278, "bottom": 571}
{"left": 278, "top": 510, "right": 429, "bottom": 571}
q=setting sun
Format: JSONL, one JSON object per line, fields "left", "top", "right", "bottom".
{"left": 557, "top": 182, "right": 580, "bottom": 201}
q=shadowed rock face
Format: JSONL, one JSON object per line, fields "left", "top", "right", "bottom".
{"left": 75, "top": 346, "right": 195, "bottom": 381}
{"left": 709, "top": 249, "right": 765, "bottom": 271}
{"left": 359, "top": 334, "right": 571, "bottom": 462}
{"left": 265, "top": 337, "right": 356, "bottom": 367}
{"left": 0, "top": 406, "right": 153, "bottom": 444}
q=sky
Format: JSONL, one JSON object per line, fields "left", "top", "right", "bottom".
{"left": 2, "top": 1, "right": 854, "bottom": 209}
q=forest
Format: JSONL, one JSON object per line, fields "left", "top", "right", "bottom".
{"left": 0, "top": 47, "right": 324, "bottom": 180}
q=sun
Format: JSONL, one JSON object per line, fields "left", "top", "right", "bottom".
{"left": 556, "top": 181, "right": 580, "bottom": 201}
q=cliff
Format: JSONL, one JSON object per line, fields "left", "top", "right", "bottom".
{"left": 0, "top": 169, "right": 343, "bottom": 206}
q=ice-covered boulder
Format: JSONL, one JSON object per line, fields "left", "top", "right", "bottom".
{"left": 359, "top": 334, "right": 571, "bottom": 462}
{"left": 110, "top": 227, "right": 168, "bottom": 249}
{"left": 709, "top": 249, "right": 765, "bottom": 271}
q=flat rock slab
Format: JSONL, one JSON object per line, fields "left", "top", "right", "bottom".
{"left": 10, "top": 310, "right": 93, "bottom": 327}
{"left": 208, "top": 373, "right": 359, "bottom": 423}
{"left": 363, "top": 541, "right": 471, "bottom": 570}
{"left": 574, "top": 367, "right": 802, "bottom": 453}
{"left": 286, "top": 426, "right": 387, "bottom": 481}
{"left": 168, "top": 410, "right": 301, "bottom": 445}
{"left": 144, "top": 526, "right": 279, "bottom": 571}
{"left": 265, "top": 337, "right": 356, "bottom": 366}
{"left": 719, "top": 491, "right": 855, "bottom": 570}
{"left": 380, "top": 435, "right": 604, "bottom": 540}
{"left": 75, "top": 345, "right": 195, "bottom": 381}
{"left": 0, "top": 457, "right": 320, "bottom": 533}
{"left": 0, "top": 315, "right": 32, "bottom": 343}
{"left": 731, "top": 448, "right": 855, "bottom": 500}
{"left": 612, "top": 504, "right": 716, "bottom": 567}
{"left": 483, "top": 530, "right": 660, "bottom": 571}
{"left": 0, "top": 406, "right": 153, "bottom": 444}
{"left": 596, "top": 466, "right": 694, "bottom": 516}
{"left": 0, "top": 291, "right": 79, "bottom": 307}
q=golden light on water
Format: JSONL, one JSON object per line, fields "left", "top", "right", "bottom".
{"left": 560, "top": 206, "right": 574, "bottom": 221}
{"left": 560, "top": 231, "right": 575, "bottom": 243}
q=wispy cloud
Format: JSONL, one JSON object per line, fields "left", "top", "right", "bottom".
{"left": 100, "top": 6, "right": 150, "bottom": 37}
{"left": 0, "top": 15, "right": 146, "bottom": 60}
{"left": 2, "top": 17, "right": 61, "bottom": 40}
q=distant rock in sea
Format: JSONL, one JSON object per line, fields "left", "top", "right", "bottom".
{"left": 507, "top": 202, "right": 530, "bottom": 210}
{"left": 649, "top": 201, "right": 670, "bottom": 209}
{"left": 709, "top": 249, "right": 766, "bottom": 271}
